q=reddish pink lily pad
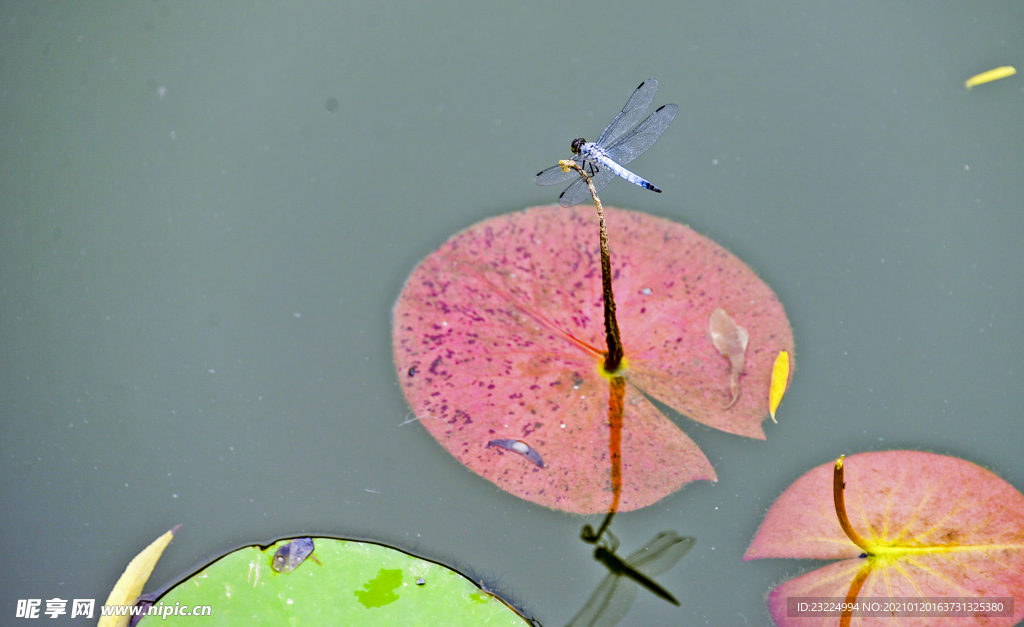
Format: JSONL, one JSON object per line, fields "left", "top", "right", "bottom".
{"left": 745, "top": 451, "right": 1024, "bottom": 627}
{"left": 392, "top": 205, "right": 794, "bottom": 513}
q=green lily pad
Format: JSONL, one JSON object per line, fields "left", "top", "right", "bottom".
{"left": 143, "top": 538, "right": 533, "bottom": 626}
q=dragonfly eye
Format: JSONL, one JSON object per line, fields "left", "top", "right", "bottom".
{"left": 570, "top": 138, "right": 586, "bottom": 154}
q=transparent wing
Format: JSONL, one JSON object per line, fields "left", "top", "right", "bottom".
{"left": 565, "top": 574, "right": 640, "bottom": 627}
{"left": 624, "top": 532, "right": 695, "bottom": 577}
{"left": 557, "top": 164, "right": 616, "bottom": 207}
{"left": 535, "top": 157, "right": 582, "bottom": 186}
{"left": 596, "top": 79, "right": 659, "bottom": 148}
{"left": 604, "top": 104, "right": 679, "bottom": 168}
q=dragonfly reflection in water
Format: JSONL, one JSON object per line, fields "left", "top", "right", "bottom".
{"left": 566, "top": 530, "right": 695, "bottom": 627}
{"left": 536, "top": 78, "right": 678, "bottom": 208}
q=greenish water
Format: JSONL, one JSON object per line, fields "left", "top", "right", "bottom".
{"left": 2, "top": 2, "right": 1022, "bottom": 625}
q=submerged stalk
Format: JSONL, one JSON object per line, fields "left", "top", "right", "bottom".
{"left": 840, "top": 563, "right": 871, "bottom": 627}
{"left": 608, "top": 376, "right": 625, "bottom": 513}
{"left": 579, "top": 374, "right": 626, "bottom": 545}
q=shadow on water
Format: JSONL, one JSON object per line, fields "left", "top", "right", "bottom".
{"left": 568, "top": 515, "right": 696, "bottom": 627}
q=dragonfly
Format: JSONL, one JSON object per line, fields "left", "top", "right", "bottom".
{"left": 566, "top": 530, "right": 695, "bottom": 627}
{"left": 536, "top": 79, "right": 678, "bottom": 208}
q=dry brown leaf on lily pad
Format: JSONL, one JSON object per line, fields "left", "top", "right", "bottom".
{"left": 709, "top": 307, "right": 748, "bottom": 408}
{"left": 392, "top": 205, "right": 794, "bottom": 513}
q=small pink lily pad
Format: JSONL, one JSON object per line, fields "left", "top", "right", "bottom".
{"left": 745, "top": 451, "right": 1024, "bottom": 627}
{"left": 392, "top": 205, "right": 794, "bottom": 513}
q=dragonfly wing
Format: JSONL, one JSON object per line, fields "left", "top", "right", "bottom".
{"left": 595, "top": 79, "right": 659, "bottom": 148}
{"left": 557, "top": 164, "right": 616, "bottom": 207}
{"left": 604, "top": 104, "right": 679, "bottom": 167}
{"left": 557, "top": 177, "right": 590, "bottom": 208}
{"left": 565, "top": 574, "right": 641, "bottom": 627}
{"left": 624, "top": 532, "right": 696, "bottom": 578}
{"left": 536, "top": 157, "right": 582, "bottom": 186}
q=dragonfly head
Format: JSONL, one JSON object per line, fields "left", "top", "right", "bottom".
{"left": 570, "top": 138, "right": 586, "bottom": 154}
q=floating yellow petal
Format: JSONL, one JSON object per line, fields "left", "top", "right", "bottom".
{"left": 965, "top": 66, "right": 1016, "bottom": 89}
{"left": 768, "top": 350, "right": 789, "bottom": 422}
{"left": 98, "top": 525, "right": 180, "bottom": 627}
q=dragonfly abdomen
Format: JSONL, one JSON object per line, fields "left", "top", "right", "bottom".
{"left": 579, "top": 143, "right": 662, "bottom": 193}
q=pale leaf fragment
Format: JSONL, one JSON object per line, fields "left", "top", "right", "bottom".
{"left": 709, "top": 308, "right": 748, "bottom": 409}
{"left": 98, "top": 525, "right": 181, "bottom": 627}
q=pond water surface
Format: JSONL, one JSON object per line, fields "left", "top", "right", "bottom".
{"left": 2, "top": 3, "right": 1022, "bottom": 625}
